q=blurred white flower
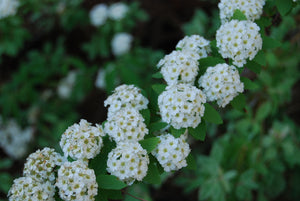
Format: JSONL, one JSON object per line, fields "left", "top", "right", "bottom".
{"left": 108, "top": 2, "right": 129, "bottom": 20}
{"left": 111, "top": 32, "right": 133, "bottom": 56}
{"left": 0, "top": 119, "right": 33, "bottom": 159}
{"left": 57, "top": 70, "right": 77, "bottom": 99}
{"left": 0, "top": 0, "right": 19, "bottom": 19}
{"left": 90, "top": 3, "right": 108, "bottom": 27}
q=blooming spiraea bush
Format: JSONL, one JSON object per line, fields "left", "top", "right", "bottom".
{"left": 4, "top": 0, "right": 300, "bottom": 200}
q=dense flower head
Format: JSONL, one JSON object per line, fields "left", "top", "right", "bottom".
{"left": 0, "top": 119, "right": 33, "bottom": 159}
{"left": 157, "top": 50, "right": 200, "bottom": 85}
{"left": 0, "top": 0, "right": 19, "bottom": 19}
{"left": 216, "top": 20, "right": 262, "bottom": 67}
{"left": 104, "top": 107, "right": 148, "bottom": 143}
{"left": 104, "top": 84, "right": 149, "bottom": 118}
{"left": 198, "top": 63, "right": 244, "bottom": 107}
{"left": 152, "top": 133, "right": 190, "bottom": 172}
{"left": 60, "top": 119, "right": 104, "bottom": 160}
{"left": 8, "top": 176, "right": 55, "bottom": 201}
{"left": 111, "top": 32, "right": 133, "bottom": 56}
{"left": 55, "top": 160, "right": 98, "bottom": 201}
{"left": 23, "top": 147, "right": 65, "bottom": 183}
{"left": 108, "top": 2, "right": 129, "bottom": 20}
{"left": 158, "top": 84, "right": 206, "bottom": 129}
{"left": 218, "top": 0, "right": 266, "bottom": 23}
{"left": 89, "top": 3, "right": 108, "bottom": 26}
{"left": 176, "top": 35, "right": 211, "bottom": 59}
{"left": 107, "top": 142, "right": 149, "bottom": 185}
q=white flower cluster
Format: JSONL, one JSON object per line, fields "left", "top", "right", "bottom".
{"left": 111, "top": 32, "right": 133, "bottom": 56}
{"left": 104, "top": 84, "right": 149, "bottom": 118}
{"left": 60, "top": 119, "right": 105, "bottom": 161}
{"left": 176, "top": 35, "right": 211, "bottom": 59}
{"left": 152, "top": 133, "right": 190, "bottom": 172}
{"left": 57, "top": 70, "right": 77, "bottom": 99}
{"left": 158, "top": 84, "right": 206, "bottom": 129}
{"left": 55, "top": 160, "right": 98, "bottom": 201}
{"left": 157, "top": 50, "right": 200, "bottom": 85}
{"left": 107, "top": 142, "right": 149, "bottom": 185}
{"left": 0, "top": 0, "right": 19, "bottom": 19}
{"left": 8, "top": 176, "right": 55, "bottom": 201}
{"left": 104, "top": 107, "right": 148, "bottom": 143}
{"left": 23, "top": 147, "right": 65, "bottom": 183}
{"left": 216, "top": 20, "right": 262, "bottom": 67}
{"left": 90, "top": 2, "right": 128, "bottom": 27}
{"left": 218, "top": 0, "right": 266, "bottom": 23}
{"left": 198, "top": 63, "right": 244, "bottom": 107}
{"left": 0, "top": 118, "right": 33, "bottom": 159}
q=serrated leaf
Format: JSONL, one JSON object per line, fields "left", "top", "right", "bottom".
{"left": 170, "top": 126, "right": 186, "bottom": 138}
{"left": 255, "top": 102, "right": 272, "bottom": 122}
{"left": 276, "top": 0, "right": 293, "bottom": 16}
{"left": 186, "top": 153, "right": 196, "bottom": 170}
{"left": 98, "top": 175, "right": 127, "bottom": 190}
{"left": 188, "top": 121, "right": 206, "bottom": 141}
{"left": 149, "top": 121, "right": 168, "bottom": 133}
{"left": 262, "top": 36, "right": 281, "bottom": 49}
{"left": 246, "top": 61, "right": 261, "bottom": 74}
{"left": 203, "top": 103, "right": 223, "bottom": 124}
{"left": 253, "top": 51, "right": 266, "bottom": 66}
{"left": 231, "top": 93, "right": 246, "bottom": 111}
{"left": 232, "top": 9, "right": 247, "bottom": 21}
{"left": 152, "top": 72, "right": 163, "bottom": 79}
{"left": 143, "top": 157, "right": 161, "bottom": 184}
{"left": 152, "top": 84, "right": 167, "bottom": 95}
{"left": 240, "top": 77, "right": 259, "bottom": 90}
{"left": 139, "top": 137, "right": 159, "bottom": 153}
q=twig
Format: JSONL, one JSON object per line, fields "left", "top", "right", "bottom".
{"left": 121, "top": 189, "right": 148, "bottom": 201}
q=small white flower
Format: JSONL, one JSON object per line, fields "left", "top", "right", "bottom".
{"left": 152, "top": 133, "right": 190, "bottom": 172}
{"left": 23, "top": 147, "right": 65, "bottom": 183}
{"left": 107, "top": 142, "right": 149, "bottom": 185}
{"left": 216, "top": 20, "right": 262, "bottom": 67}
{"left": 158, "top": 84, "right": 206, "bottom": 129}
{"left": 111, "top": 32, "right": 133, "bottom": 56}
{"left": 57, "top": 71, "right": 77, "bottom": 99}
{"left": 8, "top": 176, "right": 55, "bottom": 201}
{"left": 219, "top": 0, "right": 266, "bottom": 23}
{"left": 108, "top": 2, "right": 129, "bottom": 20}
{"left": 198, "top": 63, "right": 244, "bottom": 107}
{"left": 176, "top": 35, "right": 211, "bottom": 58}
{"left": 56, "top": 160, "right": 98, "bottom": 201}
{"left": 104, "top": 107, "right": 148, "bottom": 143}
{"left": 104, "top": 84, "right": 149, "bottom": 118}
{"left": 89, "top": 3, "right": 108, "bottom": 27}
{"left": 0, "top": 0, "right": 19, "bottom": 19}
{"left": 60, "top": 119, "right": 105, "bottom": 160}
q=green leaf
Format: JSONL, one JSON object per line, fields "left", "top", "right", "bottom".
{"left": 149, "top": 121, "right": 168, "bottom": 133}
{"left": 152, "top": 84, "right": 167, "bottom": 94}
{"left": 255, "top": 102, "right": 272, "bottom": 122}
{"left": 262, "top": 36, "right": 281, "bottom": 49}
{"left": 143, "top": 157, "right": 161, "bottom": 184}
{"left": 231, "top": 94, "right": 246, "bottom": 111}
{"left": 186, "top": 153, "right": 197, "bottom": 170}
{"left": 232, "top": 9, "right": 247, "bottom": 21}
{"left": 170, "top": 126, "right": 186, "bottom": 138}
{"left": 152, "top": 72, "right": 163, "bottom": 79}
{"left": 199, "top": 56, "right": 225, "bottom": 75}
{"left": 140, "top": 109, "right": 150, "bottom": 126}
{"left": 276, "top": 0, "right": 293, "bottom": 16}
{"left": 246, "top": 61, "right": 261, "bottom": 74}
{"left": 203, "top": 103, "right": 223, "bottom": 124}
{"left": 188, "top": 121, "right": 206, "bottom": 141}
{"left": 0, "top": 159, "right": 13, "bottom": 169}
{"left": 253, "top": 51, "right": 266, "bottom": 66}
{"left": 105, "top": 189, "right": 123, "bottom": 200}
{"left": 98, "top": 175, "right": 127, "bottom": 190}
{"left": 240, "top": 77, "right": 259, "bottom": 90}
{"left": 0, "top": 173, "right": 12, "bottom": 193}
{"left": 139, "top": 137, "right": 159, "bottom": 153}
